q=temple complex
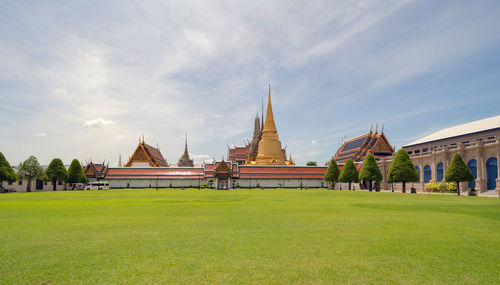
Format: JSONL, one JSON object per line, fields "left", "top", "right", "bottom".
{"left": 83, "top": 85, "right": 326, "bottom": 190}
{"left": 125, "top": 137, "right": 168, "bottom": 167}
{"left": 177, "top": 135, "right": 194, "bottom": 167}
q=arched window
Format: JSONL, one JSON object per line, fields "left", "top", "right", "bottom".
{"left": 415, "top": 166, "right": 420, "bottom": 178}
{"left": 486, "top": 157, "right": 498, "bottom": 190}
{"left": 436, "top": 162, "right": 444, "bottom": 181}
{"left": 467, "top": 159, "right": 477, "bottom": 188}
{"left": 424, "top": 165, "right": 432, "bottom": 183}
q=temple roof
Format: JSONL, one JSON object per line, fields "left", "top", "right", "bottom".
{"left": 125, "top": 139, "right": 168, "bottom": 167}
{"left": 145, "top": 144, "right": 167, "bottom": 166}
{"left": 404, "top": 115, "right": 500, "bottom": 147}
{"left": 334, "top": 129, "right": 394, "bottom": 163}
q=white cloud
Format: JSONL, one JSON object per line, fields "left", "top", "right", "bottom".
{"left": 115, "top": 134, "right": 126, "bottom": 140}
{"left": 311, "top": 140, "right": 317, "bottom": 145}
{"left": 183, "top": 29, "right": 214, "bottom": 54}
{"left": 35, "top": 132, "right": 48, "bottom": 137}
{"left": 83, "top": 118, "right": 114, "bottom": 128}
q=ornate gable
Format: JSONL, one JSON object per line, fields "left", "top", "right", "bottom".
{"left": 370, "top": 133, "right": 394, "bottom": 154}
{"left": 215, "top": 160, "right": 232, "bottom": 178}
{"left": 125, "top": 139, "right": 168, "bottom": 167}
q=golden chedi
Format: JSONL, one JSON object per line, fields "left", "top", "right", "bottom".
{"left": 255, "top": 85, "right": 286, "bottom": 165}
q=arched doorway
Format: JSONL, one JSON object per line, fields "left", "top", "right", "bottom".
{"left": 424, "top": 165, "right": 431, "bottom": 183}
{"left": 486, "top": 157, "right": 498, "bottom": 190}
{"left": 436, "top": 162, "right": 444, "bottom": 181}
{"left": 467, "top": 159, "right": 477, "bottom": 188}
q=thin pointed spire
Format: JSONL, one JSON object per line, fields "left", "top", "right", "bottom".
{"left": 184, "top": 132, "right": 188, "bottom": 155}
{"left": 262, "top": 83, "right": 277, "bottom": 133}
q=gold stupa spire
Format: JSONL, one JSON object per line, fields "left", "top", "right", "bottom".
{"left": 255, "top": 84, "right": 285, "bottom": 165}
{"left": 262, "top": 84, "right": 277, "bottom": 134}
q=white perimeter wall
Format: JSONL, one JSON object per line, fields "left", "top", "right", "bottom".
{"left": 109, "top": 179, "right": 206, "bottom": 188}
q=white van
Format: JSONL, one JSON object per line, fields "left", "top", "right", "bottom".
{"left": 84, "top": 181, "right": 110, "bottom": 190}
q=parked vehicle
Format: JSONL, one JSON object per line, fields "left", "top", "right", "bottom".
{"left": 84, "top": 181, "right": 110, "bottom": 190}
{"left": 1, "top": 186, "right": 7, "bottom": 193}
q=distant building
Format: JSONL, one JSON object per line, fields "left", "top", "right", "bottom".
{"left": 177, "top": 135, "right": 194, "bottom": 167}
{"left": 379, "top": 115, "right": 500, "bottom": 194}
{"left": 1, "top": 165, "right": 67, "bottom": 192}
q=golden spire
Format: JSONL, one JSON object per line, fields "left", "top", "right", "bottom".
{"left": 255, "top": 84, "right": 285, "bottom": 165}
{"left": 262, "top": 84, "right": 277, "bottom": 134}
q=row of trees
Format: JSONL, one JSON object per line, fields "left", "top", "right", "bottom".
{"left": 0, "top": 152, "right": 87, "bottom": 192}
{"left": 323, "top": 149, "right": 474, "bottom": 195}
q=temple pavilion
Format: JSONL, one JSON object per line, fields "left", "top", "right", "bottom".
{"left": 334, "top": 127, "right": 394, "bottom": 164}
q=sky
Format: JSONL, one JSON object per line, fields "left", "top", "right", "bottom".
{"left": 1, "top": 0, "right": 500, "bottom": 167}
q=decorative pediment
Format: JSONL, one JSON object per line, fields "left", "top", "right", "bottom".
{"left": 84, "top": 165, "right": 95, "bottom": 175}
{"left": 372, "top": 134, "right": 394, "bottom": 153}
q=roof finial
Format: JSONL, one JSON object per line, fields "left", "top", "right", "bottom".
{"left": 381, "top": 124, "right": 384, "bottom": 134}
{"left": 370, "top": 124, "right": 373, "bottom": 133}
{"left": 375, "top": 124, "right": 378, "bottom": 134}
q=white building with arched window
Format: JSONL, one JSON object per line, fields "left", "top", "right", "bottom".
{"left": 379, "top": 115, "right": 500, "bottom": 195}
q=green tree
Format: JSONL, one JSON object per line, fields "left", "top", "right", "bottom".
{"left": 306, "top": 161, "right": 317, "bottom": 166}
{"left": 45, "top": 158, "right": 68, "bottom": 191}
{"left": 67, "top": 159, "right": 87, "bottom": 186}
{"left": 0, "top": 152, "right": 17, "bottom": 185}
{"left": 324, "top": 158, "right": 340, "bottom": 189}
{"left": 359, "top": 153, "right": 383, "bottom": 192}
{"left": 445, "top": 153, "right": 474, "bottom": 196}
{"left": 338, "top": 159, "right": 359, "bottom": 190}
{"left": 387, "top": 149, "right": 419, "bottom": 193}
{"left": 18, "top": 156, "right": 44, "bottom": 192}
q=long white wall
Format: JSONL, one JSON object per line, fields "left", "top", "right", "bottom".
{"left": 230, "top": 178, "right": 326, "bottom": 188}
{"left": 109, "top": 179, "right": 206, "bottom": 188}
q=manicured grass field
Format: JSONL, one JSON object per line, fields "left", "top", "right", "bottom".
{"left": 0, "top": 189, "right": 499, "bottom": 284}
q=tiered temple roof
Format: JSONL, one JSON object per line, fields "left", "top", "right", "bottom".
{"left": 84, "top": 162, "right": 108, "bottom": 180}
{"left": 125, "top": 138, "right": 168, "bottom": 167}
{"left": 334, "top": 128, "right": 394, "bottom": 163}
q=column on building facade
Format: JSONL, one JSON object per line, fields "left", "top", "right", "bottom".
{"left": 457, "top": 143, "right": 469, "bottom": 192}
{"left": 419, "top": 155, "right": 425, "bottom": 192}
{"left": 496, "top": 142, "right": 500, "bottom": 195}
{"left": 443, "top": 148, "right": 449, "bottom": 174}
{"left": 432, "top": 149, "right": 437, "bottom": 182}
{"left": 476, "top": 141, "right": 486, "bottom": 192}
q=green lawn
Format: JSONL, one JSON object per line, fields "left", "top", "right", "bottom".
{"left": 0, "top": 189, "right": 499, "bottom": 284}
